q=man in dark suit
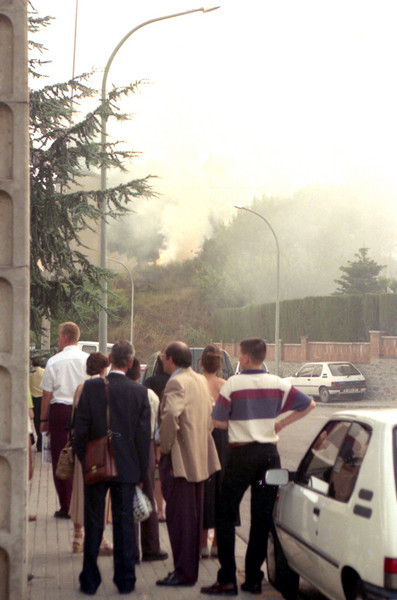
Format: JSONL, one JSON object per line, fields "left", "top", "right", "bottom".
{"left": 74, "top": 341, "right": 151, "bottom": 596}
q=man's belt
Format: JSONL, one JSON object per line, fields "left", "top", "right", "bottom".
{"left": 229, "top": 441, "right": 258, "bottom": 448}
{"left": 228, "top": 441, "right": 276, "bottom": 448}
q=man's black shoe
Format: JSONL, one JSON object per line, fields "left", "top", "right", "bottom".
{"left": 79, "top": 586, "right": 97, "bottom": 595}
{"left": 156, "top": 571, "right": 194, "bottom": 586}
{"left": 117, "top": 586, "right": 135, "bottom": 594}
{"left": 142, "top": 551, "right": 168, "bottom": 562}
{"left": 201, "top": 581, "right": 238, "bottom": 596}
{"left": 241, "top": 581, "right": 262, "bottom": 594}
{"left": 54, "top": 509, "right": 70, "bottom": 519}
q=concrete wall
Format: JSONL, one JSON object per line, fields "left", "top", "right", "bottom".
{"left": 0, "top": 1, "right": 30, "bottom": 598}
{"left": 221, "top": 331, "right": 397, "bottom": 365}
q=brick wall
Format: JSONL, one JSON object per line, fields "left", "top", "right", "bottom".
{"left": 220, "top": 331, "right": 397, "bottom": 365}
{"left": 218, "top": 332, "right": 397, "bottom": 401}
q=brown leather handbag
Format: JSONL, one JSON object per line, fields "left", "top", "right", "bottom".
{"left": 84, "top": 378, "right": 118, "bottom": 485}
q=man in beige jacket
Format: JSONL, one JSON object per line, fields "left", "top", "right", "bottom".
{"left": 157, "top": 341, "right": 221, "bottom": 587}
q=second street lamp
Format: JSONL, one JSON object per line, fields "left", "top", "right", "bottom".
{"left": 98, "top": 5, "right": 220, "bottom": 353}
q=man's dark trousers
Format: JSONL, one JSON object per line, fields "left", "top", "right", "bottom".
{"left": 160, "top": 454, "right": 204, "bottom": 584}
{"left": 49, "top": 403, "right": 73, "bottom": 512}
{"left": 215, "top": 443, "right": 281, "bottom": 586}
{"left": 80, "top": 481, "right": 136, "bottom": 594}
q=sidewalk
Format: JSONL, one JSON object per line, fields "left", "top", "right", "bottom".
{"left": 27, "top": 453, "right": 282, "bottom": 599}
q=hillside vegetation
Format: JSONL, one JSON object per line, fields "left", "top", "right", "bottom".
{"left": 81, "top": 263, "right": 213, "bottom": 362}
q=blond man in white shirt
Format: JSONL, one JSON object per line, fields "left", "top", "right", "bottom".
{"left": 40, "top": 322, "right": 88, "bottom": 518}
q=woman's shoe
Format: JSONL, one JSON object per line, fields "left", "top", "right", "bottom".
{"left": 72, "top": 539, "right": 84, "bottom": 553}
{"left": 72, "top": 529, "right": 84, "bottom": 553}
{"left": 99, "top": 537, "right": 113, "bottom": 556}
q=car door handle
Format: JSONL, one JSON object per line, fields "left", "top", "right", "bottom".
{"left": 313, "top": 507, "right": 320, "bottom": 516}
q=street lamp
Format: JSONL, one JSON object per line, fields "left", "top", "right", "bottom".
{"left": 98, "top": 5, "right": 221, "bottom": 353}
{"left": 235, "top": 205, "right": 280, "bottom": 375}
{"left": 108, "top": 258, "right": 134, "bottom": 345}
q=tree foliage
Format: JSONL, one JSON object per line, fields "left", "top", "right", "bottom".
{"left": 334, "top": 248, "right": 385, "bottom": 295}
{"left": 29, "top": 8, "right": 154, "bottom": 336}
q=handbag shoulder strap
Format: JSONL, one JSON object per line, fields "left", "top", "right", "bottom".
{"left": 104, "top": 377, "right": 111, "bottom": 431}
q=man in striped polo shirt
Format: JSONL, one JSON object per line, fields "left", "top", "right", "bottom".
{"left": 201, "top": 338, "right": 315, "bottom": 597}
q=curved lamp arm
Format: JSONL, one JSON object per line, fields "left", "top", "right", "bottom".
{"left": 235, "top": 205, "right": 280, "bottom": 375}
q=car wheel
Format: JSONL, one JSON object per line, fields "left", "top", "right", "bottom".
{"left": 266, "top": 526, "right": 299, "bottom": 600}
{"left": 319, "top": 386, "right": 331, "bottom": 403}
{"left": 350, "top": 578, "right": 366, "bottom": 600}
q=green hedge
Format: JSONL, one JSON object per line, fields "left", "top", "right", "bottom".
{"left": 213, "top": 293, "right": 397, "bottom": 343}
{"left": 379, "top": 294, "right": 397, "bottom": 335}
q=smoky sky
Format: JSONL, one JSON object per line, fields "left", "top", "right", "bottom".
{"left": 108, "top": 184, "right": 397, "bottom": 305}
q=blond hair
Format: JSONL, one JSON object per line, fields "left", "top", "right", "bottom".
{"left": 58, "top": 322, "right": 80, "bottom": 344}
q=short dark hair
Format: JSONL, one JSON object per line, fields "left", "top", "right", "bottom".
{"left": 32, "top": 357, "right": 42, "bottom": 367}
{"left": 126, "top": 357, "right": 141, "bottom": 382}
{"left": 165, "top": 342, "right": 192, "bottom": 368}
{"left": 201, "top": 344, "right": 223, "bottom": 374}
{"left": 86, "top": 352, "right": 108, "bottom": 376}
{"left": 240, "top": 338, "right": 267, "bottom": 364}
{"left": 110, "top": 341, "right": 134, "bottom": 368}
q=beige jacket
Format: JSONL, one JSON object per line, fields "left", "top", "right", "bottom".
{"left": 159, "top": 367, "right": 221, "bottom": 482}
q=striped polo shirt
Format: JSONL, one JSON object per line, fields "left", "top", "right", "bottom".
{"left": 212, "top": 369, "right": 312, "bottom": 444}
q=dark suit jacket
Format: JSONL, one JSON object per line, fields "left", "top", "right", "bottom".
{"left": 73, "top": 372, "right": 151, "bottom": 484}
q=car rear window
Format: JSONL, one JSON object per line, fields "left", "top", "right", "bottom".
{"left": 328, "top": 363, "right": 361, "bottom": 376}
{"left": 328, "top": 422, "right": 371, "bottom": 502}
{"left": 297, "top": 420, "right": 371, "bottom": 501}
{"left": 81, "top": 344, "right": 97, "bottom": 354}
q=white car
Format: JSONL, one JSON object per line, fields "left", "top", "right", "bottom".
{"left": 234, "top": 360, "right": 268, "bottom": 374}
{"left": 266, "top": 409, "right": 397, "bottom": 600}
{"left": 77, "top": 341, "right": 114, "bottom": 354}
{"left": 284, "top": 362, "right": 366, "bottom": 403}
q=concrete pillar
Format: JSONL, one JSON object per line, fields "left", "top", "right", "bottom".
{"left": 300, "top": 336, "right": 308, "bottom": 361}
{"left": 279, "top": 339, "right": 284, "bottom": 362}
{"left": 369, "top": 331, "right": 384, "bottom": 360}
{"left": 0, "top": 1, "right": 30, "bottom": 599}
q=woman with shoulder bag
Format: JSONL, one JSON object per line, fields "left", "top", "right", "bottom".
{"left": 69, "top": 352, "right": 113, "bottom": 555}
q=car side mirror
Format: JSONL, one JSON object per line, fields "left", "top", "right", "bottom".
{"left": 265, "top": 469, "right": 290, "bottom": 486}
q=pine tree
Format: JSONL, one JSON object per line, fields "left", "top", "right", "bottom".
{"left": 334, "top": 248, "right": 385, "bottom": 294}
{"left": 29, "top": 8, "right": 154, "bottom": 336}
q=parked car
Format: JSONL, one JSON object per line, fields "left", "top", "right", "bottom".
{"left": 284, "top": 362, "right": 366, "bottom": 402}
{"left": 234, "top": 360, "right": 268, "bottom": 374}
{"left": 142, "top": 347, "right": 235, "bottom": 382}
{"left": 139, "top": 363, "right": 147, "bottom": 383}
{"left": 265, "top": 408, "right": 397, "bottom": 600}
{"left": 77, "top": 341, "right": 114, "bottom": 354}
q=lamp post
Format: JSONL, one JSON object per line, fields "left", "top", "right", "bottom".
{"left": 98, "top": 5, "right": 221, "bottom": 353}
{"left": 235, "top": 205, "right": 280, "bottom": 375}
{"left": 108, "top": 258, "right": 134, "bottom": 345}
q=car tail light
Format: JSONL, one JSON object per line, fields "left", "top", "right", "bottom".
{"left": 384, "top": 558, "right": 397, "bottom": 588}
